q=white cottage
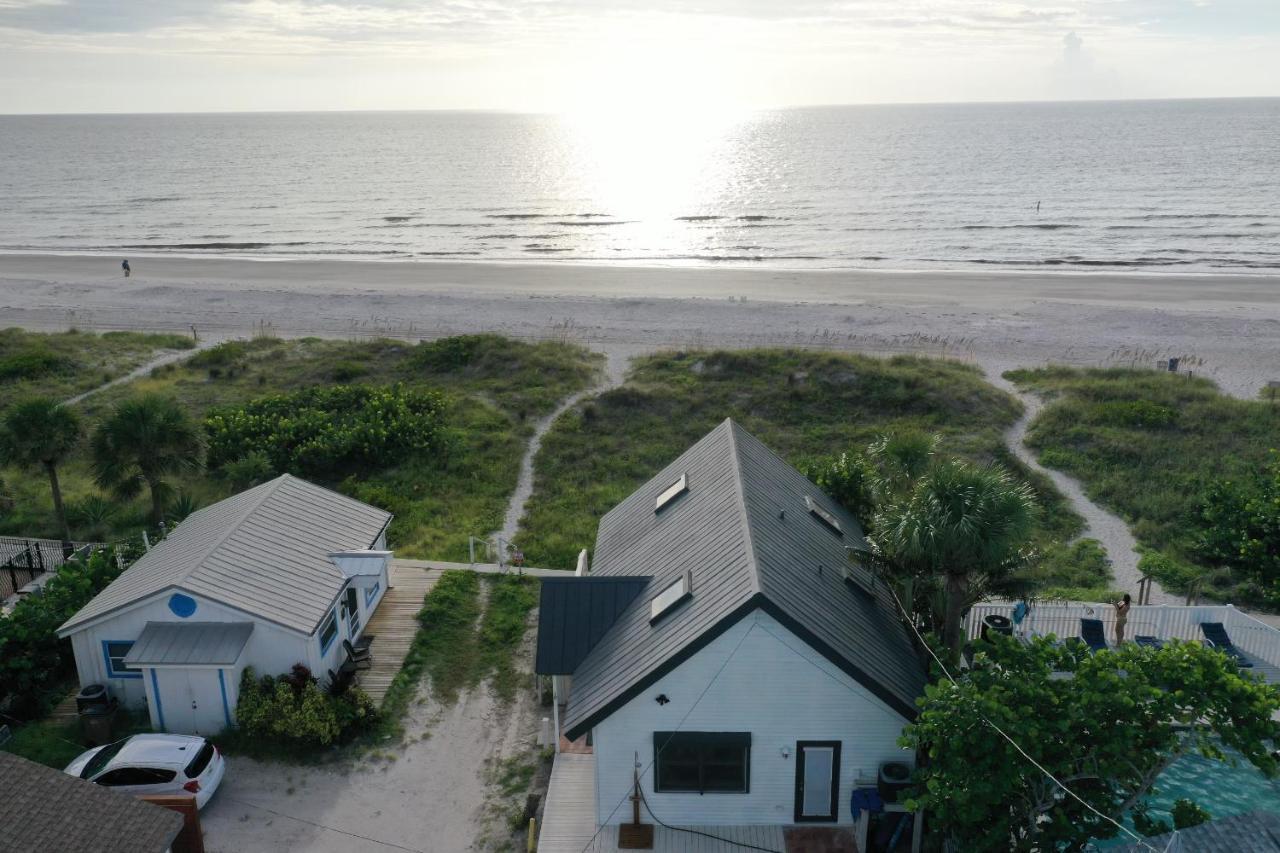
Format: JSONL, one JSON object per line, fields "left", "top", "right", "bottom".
{"left": 535, "top": 420, "right": 927, "bottom": 829}
{"left": 57, "top": 474, "right": 392, "bottom": 736}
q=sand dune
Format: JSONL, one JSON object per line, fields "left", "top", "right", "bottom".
{"left": 1, "top": 253, "right": 1277, "bottom": 397}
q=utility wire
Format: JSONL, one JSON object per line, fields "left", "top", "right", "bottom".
{"left": 879, "top": 582, "right": 1163, "bottom": 853}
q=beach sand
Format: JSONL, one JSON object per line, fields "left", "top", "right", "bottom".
{"left": 1, "top": 253, "right": 1278, "bottom": 397}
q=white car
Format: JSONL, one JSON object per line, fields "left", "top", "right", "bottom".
{"left": 64, "top": 733, "right": 225, "bottom": 809}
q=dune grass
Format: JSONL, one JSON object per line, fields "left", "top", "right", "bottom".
{"left": 1006, "top": 366, "right": 1280, "bottom": 603}
{"left": 0, "top": 327, "right": 194, "bottom": 402}
{"left": 1, "top": 334, "right": 602, "bottom": 561}
{"left": 517, "top": 349, "right": 1084, "bottom": 584}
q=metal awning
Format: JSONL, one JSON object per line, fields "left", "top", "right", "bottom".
{"left": 123, "top": 621, "right": 254, "bottom": 667}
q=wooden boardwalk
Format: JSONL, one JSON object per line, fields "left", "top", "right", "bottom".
{"left": 592, "top": 825, "right": 788, "bottom": 853}
{"left": 537, "top": 752, "right": 598, "bottom": 853}
{"left": 359, "top": 562, "right": 443, "bottom": 705}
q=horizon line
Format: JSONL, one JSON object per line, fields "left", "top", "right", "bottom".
{"left": 3, "top": 93, "right": 1279, "bottom": 118}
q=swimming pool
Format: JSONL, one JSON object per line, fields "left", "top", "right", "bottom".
{"left": 1092, "top": 748, "right": 1280, "bottom": 847}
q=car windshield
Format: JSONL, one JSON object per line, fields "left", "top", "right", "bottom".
{"left": 184, "top": 743, "right": 214, "bottom": 778}
{"left": 80, "top": 739, "right": 128, "bottom": 779}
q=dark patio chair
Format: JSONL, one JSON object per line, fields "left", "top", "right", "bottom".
{"left": 1200, "top": 622, "right": 1253, "bottom": 668}
{"left": 343, "top": 638, "right": 372, "bottom": 669}
{"left": 1080, "top": 618, "right": 1108, "bottom": 653}
{"left": 1134, "top": 635, "right": 1163, "bottom": 649}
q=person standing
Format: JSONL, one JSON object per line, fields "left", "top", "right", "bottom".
{"left": 1114, "top": 593, "right": 1132, "bottom": 644}
{"left": 121, "top": 259, "right": 131, "bottom": 278}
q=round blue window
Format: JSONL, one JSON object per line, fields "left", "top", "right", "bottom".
{"left": 168, "top": 593, "right": 198, "bottom": 618}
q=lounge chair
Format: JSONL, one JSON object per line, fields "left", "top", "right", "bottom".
{"left": 1200, "top": 622, "right": 1253, "bottom": 668}
{"left": 1134, "top": 635, "right": 1163, "bottom": 649}
{"left": 1080, "top": 618, "right": 1109, "bottom": 652}
{"left": 343, "top": 638, "right": 373, "bottom": 669}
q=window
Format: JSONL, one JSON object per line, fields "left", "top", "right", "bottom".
{"left": 654, "top": 732, "right": 751, "bottom": 793}
{"left": 184, "top": 743, "right": 215, "bottom": 778}
{"left": 365, "top": 581, "right": 380, "bottom": 606}
{"left": 649, "top": 572, "right": 692, "bottom": 624}
{"left": 655, "top": 473, "right": 689, "bottom": 512}
{"left": 94, "top": 767, "right": 176, "bottom": 787}
{"left": 81, "top": 739, "right": 127, "bottom": 779}
{"left": 319, "top": 609, "right": 339, "bottom": 655}
{"left": 101, "top": 641, "right": 141, "bottom": 679}
{"left": 805, "top": 496, "right": 843, "bottom": 536}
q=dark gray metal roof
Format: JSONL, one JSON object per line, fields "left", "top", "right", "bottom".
{"left": 0, "top": 751, "right": 184, "bottom": 853}
{"left": 1112, "top": 810, "right": 1280, "bottom": 852}
{"left": 562, "top": 419, "right": 927, "bottom": 740}
{"left": 59, "top": 474, "right": 392, "bottom": 636}
{"left": 535, "top": 577, "right": 651, "bottom": 675}
{"left": 124, "top": 621, "right": 255, "bottom": 666}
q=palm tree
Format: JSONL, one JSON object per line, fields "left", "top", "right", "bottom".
{"left": 871, "top": 459, "right": 1038, "bottom": 657}
{"left": 0, "top": 398, "right": 82, "bottom": 541}
{"left": 91, "top": 394, "right": 203, "bottom": 524}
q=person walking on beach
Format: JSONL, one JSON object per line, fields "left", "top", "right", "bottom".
{"left": 1114, "top": 593, "right": 1131, "bottom": 644}
{"left": 122, "top": 259, "right": 131, "bottom": 278}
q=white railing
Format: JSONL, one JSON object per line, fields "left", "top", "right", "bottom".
{"left": 966, "top": 601, "right": 1280, "bottom": 670}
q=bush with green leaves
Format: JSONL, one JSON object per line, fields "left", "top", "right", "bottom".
{"left": 0, "top": 349, "right": 71, "bottom": 382}
{"left": 902, "top": 635, "right": 1280, "bottom": 851}
{"left": 1196, "top": 452, "right": 1280, "bottom": 605}
{"left": 234, "top": 665, "right": 376, "bottom": 747}
{"left": 206, "top": 384, "right": 446, "bottom": 479}
{"left": 0, "top": 548, "right": 131, "bottom": 719}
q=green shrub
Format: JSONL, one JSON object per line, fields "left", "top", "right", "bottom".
{"left": 66, "top": 495, "right": 117, "bottom": 541}
{"left": 329, "top": 361, "right": 369, "bottom": 382}
{"left": 221, "top": 449, "right": 276, "bottom": 489}
{"left": 410, "top": 334, "right": 503, "bottom": 370}
{"left": 206, "top": 384, "right": 446, "bottom": 478}
{"left": 0, "top": 548, "right": 132, "bottom": 719}
{"left": 234, "top": 665, "right": 376, "bottom": 747}
{"left": 0, "top": 350, "right": 70, "bottom": 382}
{"left": 799, "top": 451, "right": 878, "bottom": 526}
{"left": 188, "top": 341, "right": 249, "bottom": 369}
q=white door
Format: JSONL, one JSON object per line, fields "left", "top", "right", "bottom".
{"left": 795, "top": 741, "right": 841, "bottom": 822}
{"left": 154, "top": 669, "right": 224, "bottom": 735}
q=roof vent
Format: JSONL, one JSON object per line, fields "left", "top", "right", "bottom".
{"left": 650, "top": 571, "right": 692, "bottom": 624}
{"left": 805, "top": 495, "right": 843, "bottom": 536}
{"left": 655, "top": 473, "right": 689, "bottom": 513}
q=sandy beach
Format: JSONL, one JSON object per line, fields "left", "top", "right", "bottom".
{"left": 2, "top": 253, "right": 1278, "bottom": 397}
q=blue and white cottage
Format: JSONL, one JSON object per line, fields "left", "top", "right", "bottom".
{"left": 57, "top": 475, "right": 392, "bottom": 735}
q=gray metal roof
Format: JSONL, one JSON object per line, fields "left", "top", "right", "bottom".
{"left": 535, "top": 577, "right": 652, "bottom": 675}
{"left": 562, "top": 419, "right": 927, "bottom": 740}
{"left": 565, "top": 417, "right": 926, "bottom": 737}
{"left": 1111, "top": 810, "right": 1280, "bottom": 852}
{"left": 124, "top": 621, "right": 255, "bottom": 666}
{"left": 0, "top": 751, "right": 184, "bottom": 853}
{"left": 59, "top": 474, "right": 391, "bottom": 636}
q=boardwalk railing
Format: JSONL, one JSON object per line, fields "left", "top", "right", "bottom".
{"left": 966, "top": 601, "right": 1280, "bottom": 670}
{"left": 0, "top": 536, "right": 103, "bottom": 600}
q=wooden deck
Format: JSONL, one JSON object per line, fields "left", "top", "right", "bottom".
{"left": 358, "top": 562, "right": 444, "bottom": 704}
{"left": 590, "top": 825, "right": 789, "bottom": 852}
{"left": 537, "top": 752, "right": 598, "bottom": 853}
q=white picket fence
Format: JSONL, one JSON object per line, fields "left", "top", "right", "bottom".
{"left": 966, "top": 602, "right": 1280, "bottom": 669}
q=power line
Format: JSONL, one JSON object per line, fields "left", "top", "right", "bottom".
{"left": 879, "top": 583, "right": 1162, "bottom": 853}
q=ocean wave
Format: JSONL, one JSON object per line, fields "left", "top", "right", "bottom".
{"left": 550, "top": 220, "right": 632, "bottom": 226}
{"left": 675, "top": 215, "right": 723, "bottom": 221}
{"left": 117, "top": 241, "right": 311, "bottom": 249}
{"left": 383, "top": 215, "right": 413, "bottom": 222}
{"left": 1121, "top": 212, "right": 1272, "bottom": 220}
{"left": 486, "top": 213, "right": 550, "bottom": 219}
{"left": 125, "top": 196, "right": 183, "bottom": 203}
{"left": 523, "top": 247, "right": 572, "bottom": 253}
{"left": 961, "top": 223, "right": 1080, "bottom": 230}
{"left": 416, "top": 251, "right": 481, "bottom": 256}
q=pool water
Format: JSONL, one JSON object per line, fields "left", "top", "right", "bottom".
{"left": 1093, "top": 748, "right": 1280, "bottom": 847}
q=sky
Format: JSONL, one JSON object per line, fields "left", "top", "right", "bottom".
{"left": 0, "top": 1, "right": 1277, "bottom": 114}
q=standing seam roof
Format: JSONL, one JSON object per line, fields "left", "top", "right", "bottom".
{"left": 58, "top": 474, "right": 391, "bottom": 636}
{"left": 561, "top": 419, "right": 927, "bottom": 739}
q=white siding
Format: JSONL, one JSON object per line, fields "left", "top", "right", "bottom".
{"left": 592, "top": 610, "right": 913, "bottom": 826}
{"left": 68, "top": 589, "right": 311, "bottom": 710}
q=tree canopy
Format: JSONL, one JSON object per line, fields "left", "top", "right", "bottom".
{"left": 0, "top": 397, "right": 82, "bottom": 540}
{"left": 91, "top": 394, "right": 203, "bottom": 523}
{"left": 1197, "top": 451, "right": 1280, "bottom": 606}
{"left": 901, "top": 634, "right": 1280, "bottom": 852}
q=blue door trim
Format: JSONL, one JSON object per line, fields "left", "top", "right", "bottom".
{"left": 149, "top": 668, "right": 166, "bottom": 732}
{"left": 218, "top": 669, "right": 233, "bottom": 728}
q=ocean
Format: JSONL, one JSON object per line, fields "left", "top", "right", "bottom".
{"left": 2, "top": 99, "right": 1279, "bottom": 273}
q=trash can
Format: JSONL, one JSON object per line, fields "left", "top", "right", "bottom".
{"left": 981, "top": 613, "right": 1013, "bottom": 642}
{"left": 79, "top": 698, "right": 119, "bottom": 746}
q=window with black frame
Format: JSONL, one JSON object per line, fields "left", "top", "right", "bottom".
{"left": 653, "top": 732, "right": 751, "bottom": 793}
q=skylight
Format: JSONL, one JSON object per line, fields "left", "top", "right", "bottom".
{"left": 805, "top": 495, "right": 843, "bottom": 536}
{"left": 655, "top": 473, "right": 689, "bottom": 512}
{"left": 650, "top": 571, "right": 692, "bottom": 623}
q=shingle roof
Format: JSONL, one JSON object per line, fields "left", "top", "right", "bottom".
{"left": 561, "top": 419, "right": 927, "bottom": 739}
{"left": 1111, "top": 810, "right": 1280, "bottom": 852}
{"left": 59, "top": 474, "right": 391, "bottom": 636}
{"left": 124, "top": 621, "right": 255, "bottom": 666}
{"left": 0, "top": 751, "right": 184, "bottom": 853}
{"left": 535, "top": 577, "right": 652, "bottom": 675}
